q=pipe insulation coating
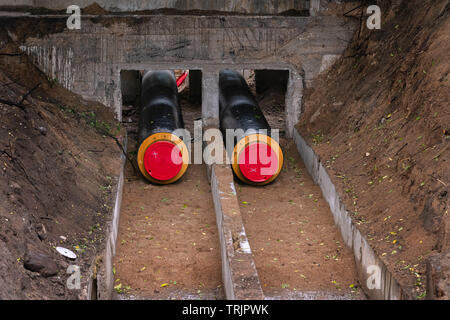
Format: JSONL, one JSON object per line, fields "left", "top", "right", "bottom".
{"left": 219, "top": 69, "right": 283, "bottom": 185}
{"left": 137, "top": 70, "right": 189, "bottom": 184}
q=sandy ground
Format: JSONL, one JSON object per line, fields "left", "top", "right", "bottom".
{"left": 114, "top": 86, "right": 223, "bottom": 299}
{"left": 237, "top": 140, "right": 364, "bottom": 298}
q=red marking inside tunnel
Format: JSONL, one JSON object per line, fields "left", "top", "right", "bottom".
{"left": 238, "top": 143, "right": 278, "bottom": 183}
{"left": 144, "top": 141, "right": 183, "bottom": 181}
{"left": 176, "top": 71, "right": 188, "bottom": 87}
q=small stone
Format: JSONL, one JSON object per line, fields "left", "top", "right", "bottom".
{"left": 10, "top": 182, "right": 21, "bottom": 190}
{"left": 36, "top": 224, "right": 47, "bottom": 241}
{"left": 24, "top": 249, "right": 58, "bottom": 277}
{"left": 38, "top": 126, "right": 47, "bottom": 135}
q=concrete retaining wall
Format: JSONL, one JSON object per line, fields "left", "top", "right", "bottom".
{"left": 5, "top": 13, "right": 355, "bottom": 136}
{"left": 95, "top": 135, "right": 127, "bottom": 300}
{"left": 293, "top": 128, "right": 411, "bottom": 300}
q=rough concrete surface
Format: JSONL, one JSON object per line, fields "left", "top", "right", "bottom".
{"left": 205, "top": 131, "right": 264, "bottom": 300}
{"left": 4, "top": 13, "right": 355, "bottom": 136}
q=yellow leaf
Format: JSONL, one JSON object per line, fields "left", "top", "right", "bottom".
{"left": 161, "top": 283, "right": 168, "bottom": 287}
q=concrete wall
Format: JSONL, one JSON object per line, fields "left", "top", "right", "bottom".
{"left": 0, "top": 0, "right": 33, "bottom": 5}
{"left": 6, "top": 14, "right": 355, "bottom": 136}
{"left": 0, "top": 0, "right": 310, "bottom": 13}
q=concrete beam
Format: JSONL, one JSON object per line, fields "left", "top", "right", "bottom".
{"left": 285, "top": 69, "right": 304, "bottom": 138}
{"left": 205, "top": 129, "right": 264, "bottom": 300}
{"left": 309, "top": 0, "right": 321, "bottom": 16}
{"left": 202, "top": 70, "right": 219, "bottom": 128}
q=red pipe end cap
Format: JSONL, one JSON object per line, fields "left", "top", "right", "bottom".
{"left": 144, "top": 141, "right": 183, "bottom": 181}
{"left": 238, "top": 143, "right": 279, "bottom": 183}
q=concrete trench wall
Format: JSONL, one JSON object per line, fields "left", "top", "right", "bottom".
{"left": 293, "top": 128, "right": 411, "bottom": 300}
{"left": 91, "top": 135, "right": 127, "bottom": 300}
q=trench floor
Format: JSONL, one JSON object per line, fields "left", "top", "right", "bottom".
{"left": 113, "top": 91, "right": 224, "bottom": 299}
{"left": 236, "top": 139, "right": 366, "bottom": 299}
{"left": 113, "top": 149, "right": 223, "bottom": 299}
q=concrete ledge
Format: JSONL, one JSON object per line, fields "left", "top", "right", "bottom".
{"left": 293, "top": 128, "right": 411, "bottom": 300}
{"left": 95, "top": 134, "right": 127, "bottom": 300}
{"left": 205, "top": 132, "right": 264, "bottom": 300}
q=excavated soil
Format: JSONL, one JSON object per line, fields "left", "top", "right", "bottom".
{"left": 297, "top": 0, "right": 449, "bottom": 299}
{"left": 0, "top": 31, "right": 122, "bottom": 299}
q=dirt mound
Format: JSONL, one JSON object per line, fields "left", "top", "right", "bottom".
{"left": 297, "top": 0, "right": 449, "bottom": 299}
{"left": 83, "top": 3, "right": 106, "bottom": 15}
{"left": 0, "top": 31, "right": 122, "bottom": 299}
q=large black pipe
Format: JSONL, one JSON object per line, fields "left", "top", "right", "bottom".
{"left": 138, "top": 70, "right": 184, "bottom": 145}
{"left": 137, "top": 70, "right": 188, "bottom": 184}
{"left": 219, "top": 69, "right": 271, "bottom": 136}
{"left": 218, "top": 69, "right": 283, "bottom": 185}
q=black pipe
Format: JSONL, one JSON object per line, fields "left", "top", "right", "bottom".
{"left": 218, "top": 69, "right": 283, "bottom": 185}
{"left": 137, "top": 70, "right": 188, "bottom": 184}
{"left": 219, "top": 69, "right": 271, "bottom": 137}
{"left": 138, "top": 70, "right": 184, "bottom": 145}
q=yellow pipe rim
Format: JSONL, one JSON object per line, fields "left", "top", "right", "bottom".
{"left": 137, "top": 132, "right": 189, "bottom": 184}
{"left": 231, "top": 133, "right": 283, "bottom": 186}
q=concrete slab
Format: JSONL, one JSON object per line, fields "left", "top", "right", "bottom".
{"left": 205, "top": 129, "right": 264, "bottom": 300}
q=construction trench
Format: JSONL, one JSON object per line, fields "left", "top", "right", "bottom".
{"left": 1, "top": 2, "right": 431, "bottom": 300}
{"left": 106, "top": 68, "right": 366, "bottom": 300}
